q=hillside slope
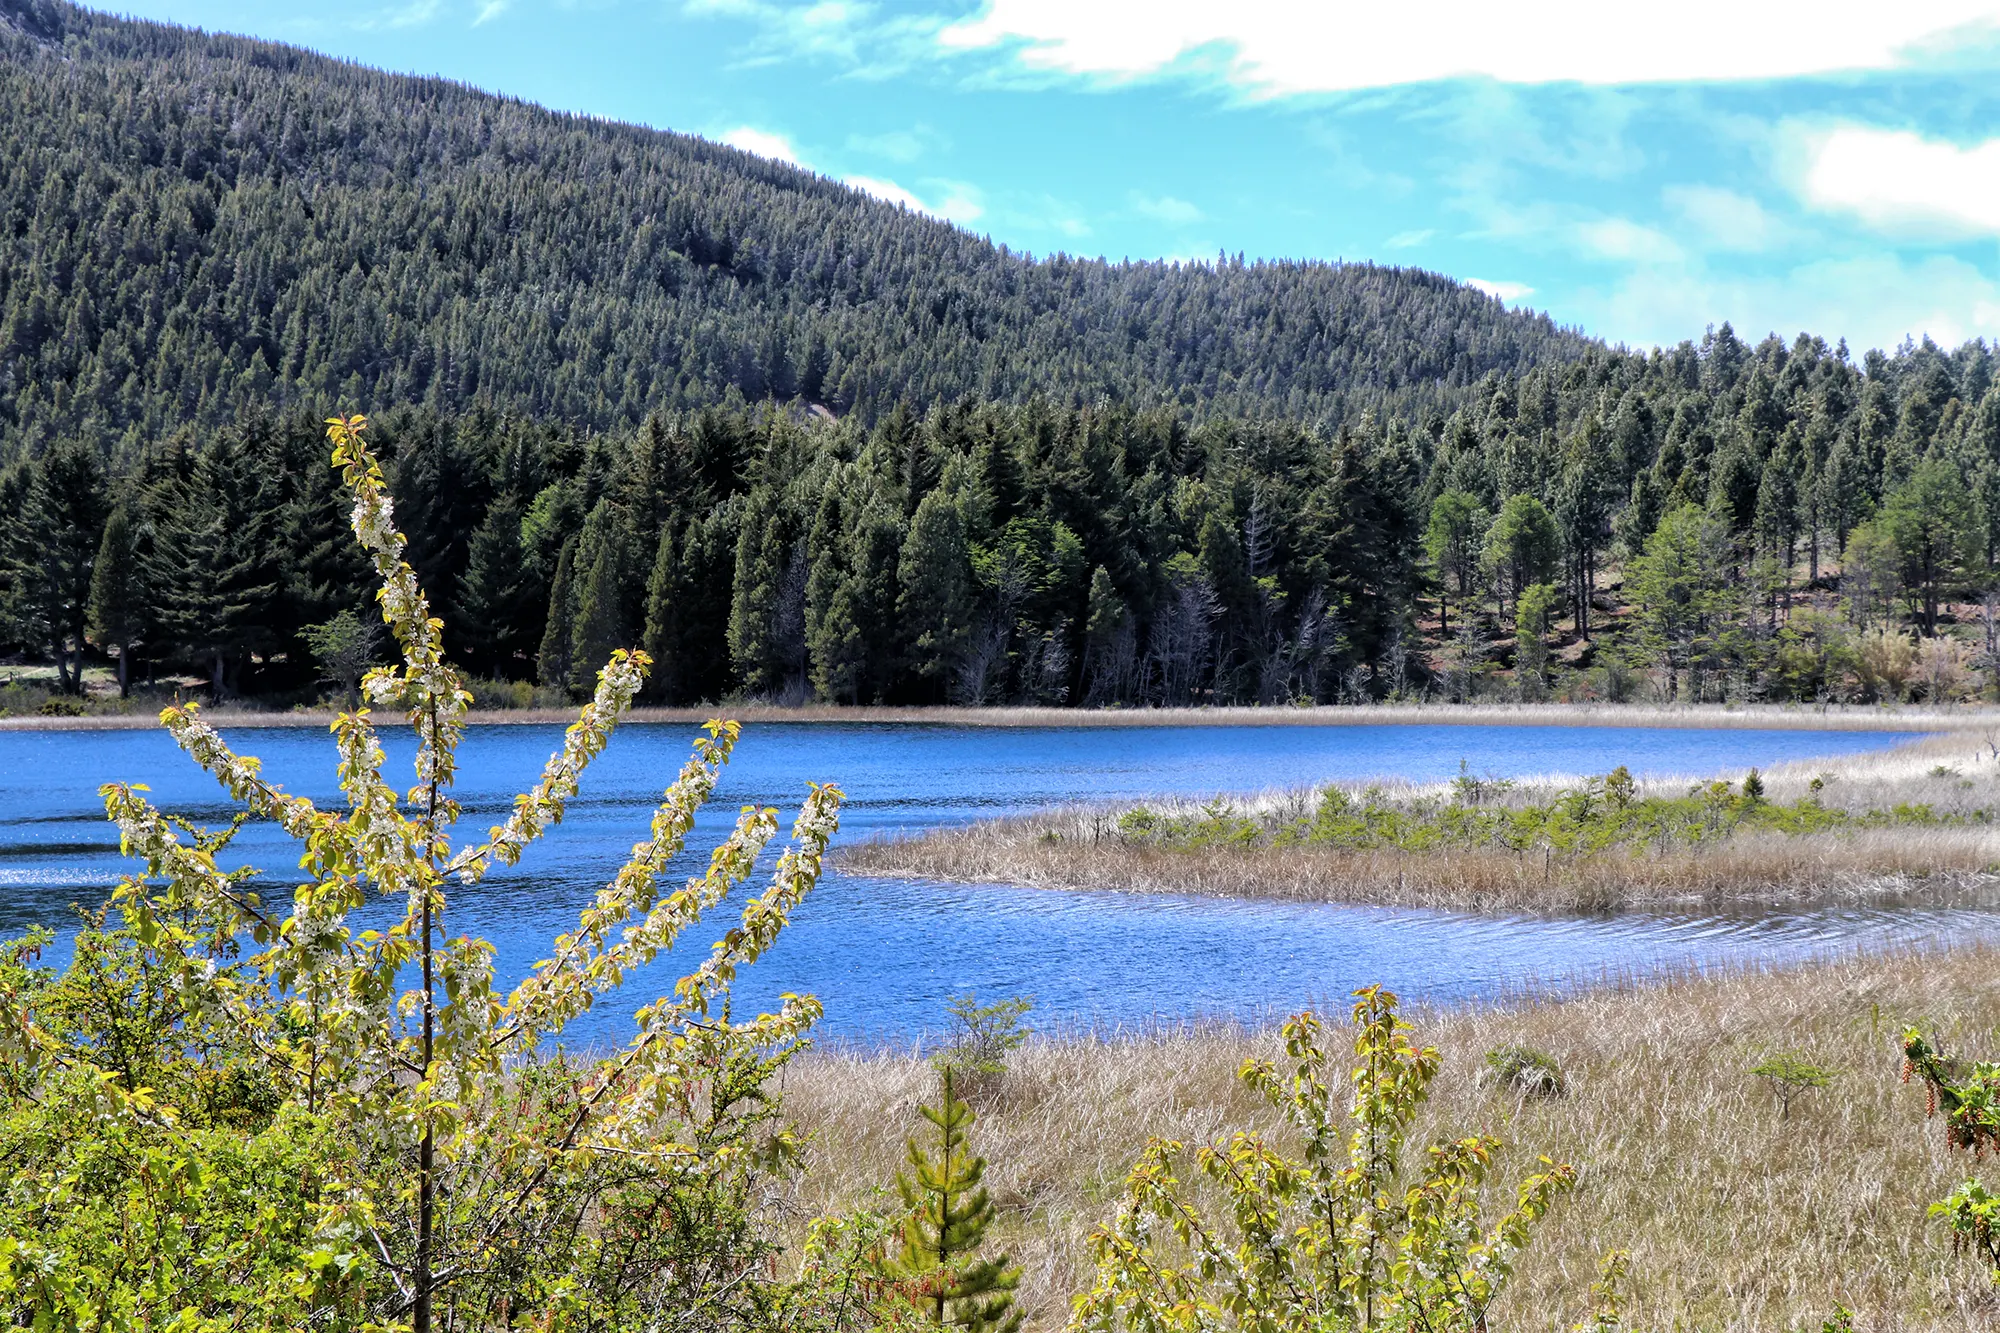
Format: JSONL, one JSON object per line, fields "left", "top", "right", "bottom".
{"left": 0, "top": 0, "right": 1594, "bottom": 458}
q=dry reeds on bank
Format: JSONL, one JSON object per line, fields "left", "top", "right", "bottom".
{"left": 841, "top": 732, "right": 2000, "bottom": 913}
{"left": 778, "top": 945, "right": 2000, "bottom": 1332}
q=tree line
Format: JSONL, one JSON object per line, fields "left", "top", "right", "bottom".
{"left": 0, "top": 0, "right": 1584, "bottom": 466}
{"left": 8, "top": 321, "right": 1999, "bottom": 708}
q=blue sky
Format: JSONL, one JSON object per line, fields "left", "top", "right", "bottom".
{"left": 114, "top": 0, "right": 2000, "bottom": 353}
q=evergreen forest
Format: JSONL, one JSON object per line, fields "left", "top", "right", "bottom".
{"left": 0, "top": 0, "right": 1582, "bottom": 458}
{"left": 1, "top": 0, "right": 1998, "bottom": 711}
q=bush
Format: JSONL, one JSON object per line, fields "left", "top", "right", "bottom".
{"left": 1901, "top": 1029, "right": 2000, "bottom": 1283}
{"left": 1483, "top": 1045, "right": 1567, "bottom": 1098}
{"left": 35, "top": 694, "right": 87, "bottom": 717}
{"left": 1072, "top": 987, "right": 1578, "bottom": 1331}
{"left": 0, "top": 415, "right": 858, "bottom": 1332}
{"left": 933, "top": 994, "right": 1032, "bottom": 1104}
{"left": 463, "top": 674, "right": 535, "bottom": 710}
{"left": 1751, "top": 1053, "right": 1837, "bottom": 1121}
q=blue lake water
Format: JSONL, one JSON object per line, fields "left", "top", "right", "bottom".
{"left": 1, "top": 719, "right": 1992, "bottom": 1047}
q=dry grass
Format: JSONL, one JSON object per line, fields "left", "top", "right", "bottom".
{"left": 841, "top": 733, "right": 2000, "bottom": 913}
{"left": 7, "top": 700, "right": 1997, "bottom": 731}
{"left": 776, "top": 945, "right": 2000, "bottom": 1331}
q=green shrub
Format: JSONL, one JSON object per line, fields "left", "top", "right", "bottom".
{"left": 1484, "top": 1045, "right": 1567, "bottom": 1098}
{"left": 1751, "top": 1053, "right": 1838, "bottom": 1121}
{"left": 1901, "top": 1029, "right": 2000, "bottom": 1283}
{"left": 0, "top": 415, "right": 859, "bottom": 1332}
{"left": 933, "top": 994, "right": 1032, "bottom": 1105}
{"left": 1072, "top": 987, "right": 1577, "bottom": 1332}
{"left": 463, "top": 674, "right": 535, "bottom": 710}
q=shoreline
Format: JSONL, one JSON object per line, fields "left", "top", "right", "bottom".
{"left": 0, "top": 699, "right": 1987, "bottom": 733}
{"left": 838, "top": 731, "right": 2000, "bottom": 914}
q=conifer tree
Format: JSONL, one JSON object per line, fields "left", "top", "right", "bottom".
{"left": 537, "top": 536, "right": 578, "bottom": 692}
{"left": 85, "top": 504, "right": 142, "bottom": 697}
{"left": 453, "top": 494, "right": 530, "bottom": 677}
{"left": 887, "top": 1068, "right": 1023, "bottom": 1333}
{"left": 10, "top": 439, "right": 108, "bottom": 693}
{"left": 641, "top": 520, "right": 686, "bottom": 703}
{"left": 728, "top": 487, "right": 793, "bottom": 696}
{"left": 898, "top": 489, "right": 976, "bottom": 700}
{"left": 144, "top": 434, "right": 281, "bottom": 699}
{"left": 568, "top": 505, "right": 628, "bottom": 693}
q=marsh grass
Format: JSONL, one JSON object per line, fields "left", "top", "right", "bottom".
{"left": 778, "top": 945, "right": 2000, "bottom": 1331}
{"left": 843, "top": 733, "right": 2000, "bottom": 912}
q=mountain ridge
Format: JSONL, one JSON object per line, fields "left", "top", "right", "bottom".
{"left": 0, "top": 0, "right": 1597, "bottom": 459}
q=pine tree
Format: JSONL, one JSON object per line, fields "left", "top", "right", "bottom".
{"left": 10, "top": 439, "right": 109, "bottom": 693}
{"left": 144, "top": 432, "right": 281, "bottom": 699}
{"left": 86, "top": 504, "right": 143, "bottom": 697}
{"left": 727, "top": 486, "right": 792, "bottom": 696}
{"left": 886, "top": 1068, "right": 1023, "bottom": 1333}
{"left": 805, "top": 490, "right": 871, "bottom": 705}
{"left": 640, "top": 520, "right": 685, "bottom": 703}
{"left": 537, "top": 536, "right": 578, "bottom": 692}
{"left": 1423, "top": 489, "right": 1489, "bottom": 639}
{"left": 898, "top": 489, "right": 975, "bottom": 699}
{"left": 567, "top": 503, "right": 627, "bottom": 693}
{"left": 453, "top": 494, "right": 530, "bottom": 677}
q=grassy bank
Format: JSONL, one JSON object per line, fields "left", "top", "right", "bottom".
{"left": 780, "top": 945, "right": 2000, "bottom": 1331}
{"left": 843, "top": 732, "right": 2000, "bottom": 912}
{"left": 0, "top": 700, "right": 1993, "bottom": 731}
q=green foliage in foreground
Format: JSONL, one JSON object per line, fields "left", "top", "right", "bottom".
{"left": 0, "top": 415, "right": 862, "bottom": 1331}
{"left": 1901, "top": 1030, "right": 2000, "bottom": 1283}
{"left": 1071, "top": 987, "right": 1578, "bottom": 1332}
{"left": 1109, "top": 766, "right": 1981, "bottom": 863}
{"left": 887, "top": 1069, "right": 1022, "bottom": 1333}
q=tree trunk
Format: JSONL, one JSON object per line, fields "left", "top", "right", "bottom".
{"left": 115, "top": 646, "right": 129, "bottom": 699}
{"left": 211, "top": 651, "right": 225, "bottom": 701}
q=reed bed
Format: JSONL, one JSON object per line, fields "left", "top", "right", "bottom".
{"left": 777, "top": 944, "right": 2000, "bottom": 1331}
{"left": 841, "top": 732, "right": 2000, "bottom": 912}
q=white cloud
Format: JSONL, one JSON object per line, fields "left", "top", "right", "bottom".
{"left": 1467, "top": 278, "right": 1534, "bottom": 302}
{"left": 472, "top": 0, "right": 507, "bottom": 23}
{"left": 937, "top": 2, "right": 2000, "bottom": 94}
{"left": 1131, "top": 193, "right": 1203, "bottom": 225}
{"left": 1576, "top": 217, "right": 1683, "bottom": 264}
{"left": 847, "top": 128, "right": 929, "bottom": 162}
{"left": 1385, "top": 229, "right": 1435, "bottom": 249}
{"left": 347, "top": 0, "right": 443, "bottom": 30}
{"left": 844, "top": 174, "right": 985, "bottom": 224}
{"left": 844, "top": 173, "right": 925, "bottom": 209}
{"left": 1572, "top": 252, "right": 2000, "bottom": 352}
{"left": 1802, "top": 125, "right": 2000, "bottom": 237}
{"left": 1663, "top": 185, "right": 1780, "bottom": 253}
{"left": 721, "top": 126, "right": 803, "bottom": 166}
{"left": 932, "top": 183, "right": 986, "bottom": 224}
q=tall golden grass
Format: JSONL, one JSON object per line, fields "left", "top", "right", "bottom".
{"left": 778, "top": 945, "right": 2000, "bottom": 1331}
{"left": 841, "top": 732, "right": 2000, "bottom": 912}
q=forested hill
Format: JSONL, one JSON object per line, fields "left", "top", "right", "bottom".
{"left": 0, "top": 0, "right": 1593, "bottom": 461}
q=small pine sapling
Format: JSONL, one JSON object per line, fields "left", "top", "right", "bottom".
{"left": 886, "top": 1067, "right": 1023, "bottom": 1332}
{"left": 1751, "top": 1053, "right": 1838, "bottom": 1121}
{"left": 1901, "top": 1029, "right": 2000, "bottom": 1282}
{"left": 1571, "top": 1249, "right": 1631, "bottom": 1332}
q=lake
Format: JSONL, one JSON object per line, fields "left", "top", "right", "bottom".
{"left": 2, "top": 719, "right": 1991, "bottom": 1047}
